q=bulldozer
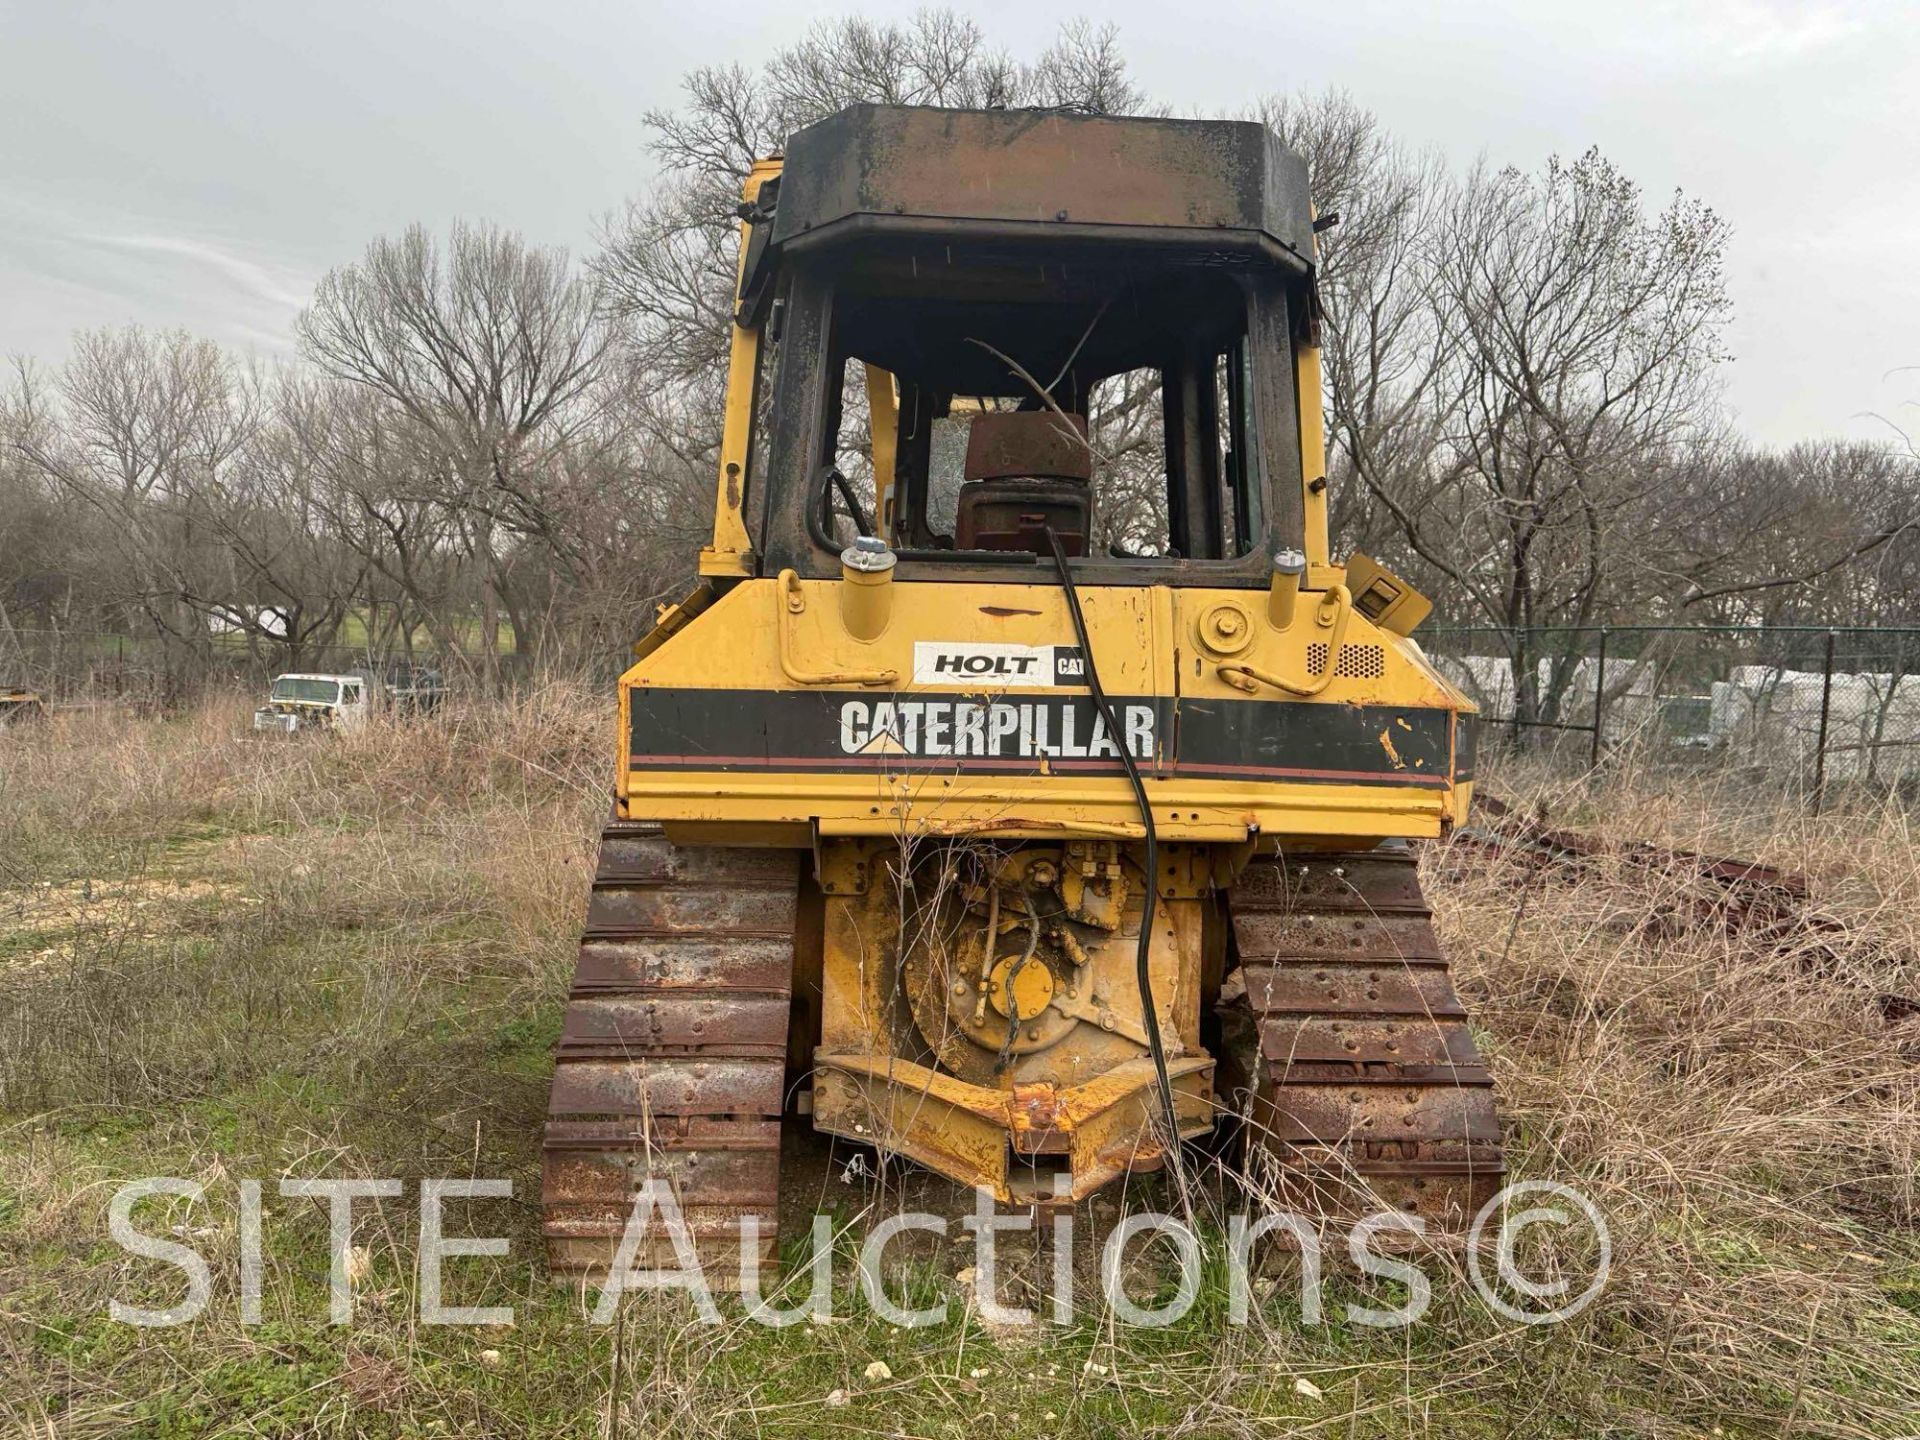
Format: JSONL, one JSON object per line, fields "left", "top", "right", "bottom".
{"left": 542, "top": 104, "right": 1503, "bottom": 1279}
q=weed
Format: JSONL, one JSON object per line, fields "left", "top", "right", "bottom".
{"left": 1, "top": 698, "right": 1916, "bottom": 1435}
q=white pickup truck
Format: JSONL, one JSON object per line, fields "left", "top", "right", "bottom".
{"left": 253, "top": 672, "right": 376, "bottom": 734}
{"left": 253, "top": 664, "right": 449, "bottom": 735}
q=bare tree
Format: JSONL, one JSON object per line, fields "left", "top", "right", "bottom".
{"left": 297, "top": 221, "right": 613, "bottom": 681}
{"left": 1668, "top": 439, "right": 1920, "bottom": 625}
{"left": 171, "top": 370, "right": 375, "bottom": 669}
{"left": 0, "top": 379, "right": 80, "bottom": 672}
{"left": 596, "top": 13, "right": 1150, "bottom": 546}
{"left": 5, "top": 328, "right": 259, "bottom": 687}
{"left": 1266, "top": 107, "right": 1738, "bottom": 731}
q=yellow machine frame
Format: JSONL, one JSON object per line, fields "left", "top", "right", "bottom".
{"left": 612, "top": 154, "right": 1477, "bottom": 1201}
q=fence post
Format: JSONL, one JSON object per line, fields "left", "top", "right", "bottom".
{"left": 1511, "top": 632, "right": 1523, "bottom": 747}
{"left": 1813, "top": 629, "right": 1836, "bottom": 814}
{"left": 1590, "top": 628, "right": 1608, "bottom": 771}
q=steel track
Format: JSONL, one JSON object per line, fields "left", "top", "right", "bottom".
{"left": 542, "top": 820, "right": 798, "bottom": 1281}
{"left": 1220, "top": 844, "right": 1506, "bottom": 1231}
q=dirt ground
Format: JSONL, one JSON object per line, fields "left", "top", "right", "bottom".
{"left": 2, "top": 694, "right": 1916, "bottom": 1437}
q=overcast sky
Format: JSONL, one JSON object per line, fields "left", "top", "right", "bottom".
{"left": 2, "top": 0, "right": 1915, "bottom": 446}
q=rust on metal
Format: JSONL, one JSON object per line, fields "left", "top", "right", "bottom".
{"left": 1231, "top": 910, "right": 1447, "bottom": 963}
{"left": 963, "top": 411, "right": 1092, "bottom": 483}
{"left": 547, "top": 1057, "right": 785, "bottom": 1115}
{"left": 555, "top": 994, "right": 790, "bottom": 1056}
{"left": 1237, "top": 963, "right": 1466, "bottom": 1017}
{"left": 585, "top": 881, "right": 794, "bottom": 939}
{"left": 1257, "top": 1014, "right": 1484, "bottom": 1067}
{"left": 1455, "top": 794, "right": 1919, "bottom": 1025}
{"left": 573, "top": 935, "right": 794, "bottom": 992}
{"left": 1220, "top": 844, "right": 1505, "bottom": 1231}
{"left": 771, "top": 105, "right": 1316, "bottom": 266}
{"left": 1229, "top": 852, "right": 1431, "bottom": 914}
{"left": 542, "top": 819, "right": 798, "bottom": 1277}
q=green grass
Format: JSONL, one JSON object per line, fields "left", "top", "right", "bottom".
{"left": 206, "top": 609, "right": 520, "bottom": 660}
{"left": 3, "top": 700, "right": 1916, "bottom": 1436}
{"left": 0, "top": 927, "right": 60, "bottom": 960}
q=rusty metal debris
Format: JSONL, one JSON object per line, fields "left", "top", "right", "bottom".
{"left": 1451, "top": 794, "right": 1919, "bottom": 1026}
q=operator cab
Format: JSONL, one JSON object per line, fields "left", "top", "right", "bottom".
{"left": 734, "top": 104, "right": 1320, "bottom": 588}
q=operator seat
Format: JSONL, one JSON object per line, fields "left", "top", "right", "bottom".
{"left": 953, "top": 410, "right": 1094, "bottom": 555}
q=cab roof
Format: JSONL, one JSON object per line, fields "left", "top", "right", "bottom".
{"left": 771, "top": 104, "right": 1314, "bottom": 269}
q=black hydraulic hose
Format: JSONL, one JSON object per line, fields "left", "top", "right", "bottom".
{"left": 806, "top": 466, "right": 841, "bottom": 552}
{"left": 807, "top": 465, "right": 875, "bottom": 550}
{"left": 831, "top": 469, "right": 874, "bottom": 539}
{"left": 1043, "top": 528, "right": 1183, "bottom": 1159}
{"left": 994, "top": 887, "right": 1044, "bottom": 1076}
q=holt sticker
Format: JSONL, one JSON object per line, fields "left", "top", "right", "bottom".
{"left": 912, "top": 641, "right": 1086, "bottom": 689}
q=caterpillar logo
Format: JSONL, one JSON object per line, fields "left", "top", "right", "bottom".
{"left": 912, "top": 641, "right": 1087, "bottom": 689}
{"left": 622, "top": 686, "right": 1455, "bottom": 786}
{"left": 839, "top": 697, "right": 1154, "bottom": 760}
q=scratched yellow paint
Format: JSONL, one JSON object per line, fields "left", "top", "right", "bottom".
{"left": 618, "top": 575, "right": 1474, "bottom": 844}
{"left": 663, "top": 147, "right": 1474, "bottom": 844}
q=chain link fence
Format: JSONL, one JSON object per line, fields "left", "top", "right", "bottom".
{"left": 0, "top": 627, "right": 503, "bottom": 708}
{"left": 15, "top": 620, "right": 1920, "bottom": 810}
{"left": 1425, "top": 625, "right": 1920, "bottom": 806}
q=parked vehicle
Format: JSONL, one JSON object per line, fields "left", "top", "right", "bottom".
{"left": 380, "top": 661, "right": 448, "bottom": 715}
{"left": 0, "top": 685, "right": 46, "bottom": 728}
{"left": 252, "top": 671, "right": 379, "bottom": 734}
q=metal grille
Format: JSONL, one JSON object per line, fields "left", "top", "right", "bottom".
{"left": 1310, "top": 642, "right": 1385, "bottom": 679}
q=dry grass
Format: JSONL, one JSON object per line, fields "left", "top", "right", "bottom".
{"left": 0, "top": 699, "right": 1916, "bottom": 1437}
{"left": 1433, "top": 757, "right": 1920, "bottom": 1435}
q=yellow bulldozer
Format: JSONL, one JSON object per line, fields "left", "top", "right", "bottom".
{"left": 542, "top": 104, "right": 1502, "bottom": 1278}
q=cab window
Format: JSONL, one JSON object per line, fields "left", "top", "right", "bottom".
{"left": 802, "top": 259, "right": 1275, "bottom": 568}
